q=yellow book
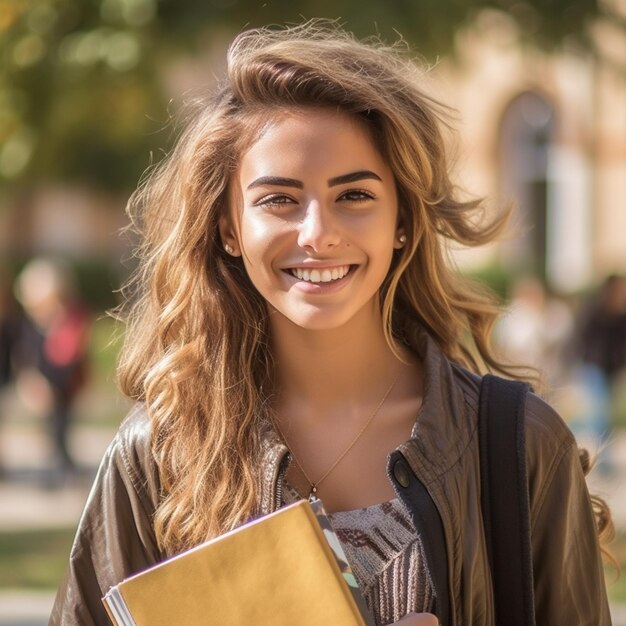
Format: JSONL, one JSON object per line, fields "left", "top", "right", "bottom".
{"left": 102, "top": 499, "right": 375, "bottom": 626}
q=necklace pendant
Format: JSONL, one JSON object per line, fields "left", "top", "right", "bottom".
{"left": 308, "top": 485, "right": 318, "bottom": 503}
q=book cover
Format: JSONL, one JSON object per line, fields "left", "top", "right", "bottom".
{"left": 103, "top": 499, "right": 375, "bottom": 626}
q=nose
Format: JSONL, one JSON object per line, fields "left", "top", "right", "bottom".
{"left": 297, "top": 201, "right": 341, "bottom": 251}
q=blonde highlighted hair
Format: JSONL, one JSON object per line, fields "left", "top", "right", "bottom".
{"left": 117, "top": 20, "right": 611, "bottom": 557}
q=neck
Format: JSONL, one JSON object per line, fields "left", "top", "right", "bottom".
{"left": 270, "top": 305, "right": 408, "bottom": 423}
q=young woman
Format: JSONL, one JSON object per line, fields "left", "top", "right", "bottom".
{"left": 51, "top": 21, "right": 612, "bottom": 626}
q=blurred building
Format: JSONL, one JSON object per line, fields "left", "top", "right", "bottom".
{"left": 0, "top": 186, "right": 128, "bottom": 263}
{"left": 437, "top": 10, "right": 626, "bottom": 292}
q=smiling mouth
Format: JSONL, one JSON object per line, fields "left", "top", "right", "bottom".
{"left": 287, "top": 265, "right": 352, "bottom": 284}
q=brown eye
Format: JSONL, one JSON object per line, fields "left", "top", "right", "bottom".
{"left": 256, "top": 194, "right": 295, "bottom": 209}
{"left": 338, "top": 189, "right": 375, "bottom": 202}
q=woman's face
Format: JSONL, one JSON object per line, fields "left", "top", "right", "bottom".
{"left": 223, "top": 107, "right": 402, "bottom": 332}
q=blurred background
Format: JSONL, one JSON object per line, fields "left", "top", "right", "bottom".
{"left": 0, "top": 0, "right": 625, "bottom": 623}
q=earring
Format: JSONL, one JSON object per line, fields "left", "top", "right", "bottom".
{"left": 224, "top": 243, "right": 234, "bottom": 255}
{"left": 397, "top": 234, "right": 407, "bottom": 247}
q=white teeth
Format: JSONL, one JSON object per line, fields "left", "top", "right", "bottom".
{"left": 290, "top": 265, "right": 350, "bottom": 283}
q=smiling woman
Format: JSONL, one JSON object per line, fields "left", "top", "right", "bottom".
{"left": 51, "top": 20, "right": 612, "bottom": 626}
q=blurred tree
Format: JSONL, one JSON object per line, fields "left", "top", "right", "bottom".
{"left": 0, "top": 0, "right": 167, "bottom": 190}
{"left": 0, "top": 0, "right": 622, "bottom": 191}
{"left": 159, "top": 0, "right": 618, "bottom": 54}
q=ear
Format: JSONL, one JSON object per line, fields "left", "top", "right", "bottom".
{"left": 393, "top": 228, "right": 407, "bottom": 250}
{"left": 218, "top": 214, "right": 241, "bottom": 256}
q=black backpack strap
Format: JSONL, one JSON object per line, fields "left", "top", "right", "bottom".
{"left": 479, "top": 374, "right": 536, "bottom": 626}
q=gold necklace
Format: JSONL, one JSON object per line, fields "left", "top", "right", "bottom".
{"left": 276, "top": 372, "right": 401, "bottom": 502}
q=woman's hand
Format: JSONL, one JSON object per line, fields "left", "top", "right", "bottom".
{"left": 393, "top": 613, "right": 439, "bottom": 625}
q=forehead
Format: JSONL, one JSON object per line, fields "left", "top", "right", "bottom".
{"left": 237, "top": 107, "right": 388, "bottom": 182}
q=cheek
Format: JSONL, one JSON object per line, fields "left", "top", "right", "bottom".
{"left": 374, "top": 242, "right": 396, "bottom": 276}
{"left": 366, "top": 219, "right": 398, "bottom": 259}
{"left": 238, "top": 214, "right": 291, "bottom": 289}
{"left": 239, "top": 214, "right": 278, "bottom": 257}
{"left": 367, "top": 230, "right": 398, "bottom": 284}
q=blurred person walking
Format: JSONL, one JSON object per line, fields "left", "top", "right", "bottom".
{"left": 0, "top": 269, "right": 21, "bottom": 476}
{"left": 573, "top": 274, "right": 626, "bottom": 461}
{"left": 13, "top": 257, "right": 90, "bottom": 484}
{"left": 0, "top": 269, "right": 19, "bottom": 388}
{"left": 494, "top": 275, "right": 573, "bottom": 384}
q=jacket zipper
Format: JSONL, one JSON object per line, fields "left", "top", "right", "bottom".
{"left": 273, "top": 451, "right": 291, "bottom": 511}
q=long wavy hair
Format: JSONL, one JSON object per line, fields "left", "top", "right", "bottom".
{"left": 117, "top": 20, "right": 613, "bottom": 558}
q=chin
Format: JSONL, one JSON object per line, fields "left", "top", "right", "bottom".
{"left": 268, "top": 294, "right": 381, "bottom": 334}
{"left": 274, "top": 305, "right": 358, "bottom": 333}
{"left": 290, "top": 314, "right": 353, "bottom": 332}
{"left": 294, "top": 319, "right": 350, "bottom": 332}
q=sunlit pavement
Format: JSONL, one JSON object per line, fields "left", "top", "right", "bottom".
{"left": 0, "top": 416, "right": 625, "bottom": 625}
{"left": 0, "top": 591, "right": 55, "bottom": 626}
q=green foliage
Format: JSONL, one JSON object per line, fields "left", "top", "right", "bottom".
{"left": 0, "top": 527, "right": 75, "bottom": 590}
{"left": 156, "top": 0, "right": 608, "bottom": 54}
{"left": 0, "top": 0, "right": 620, "bottom": 191}
{"left": 72, "top": 259, "right": 125, "bottom": 311}
{"left": 464, "top": 262, "right": 515, "bottom": 300}
{"left": 606, "top": 530, "right": 626, "bottom": 602}
{"left": 88, "top": 315, "right": 123, "bottom": 385}
{"left": 1, "top": 0, "right": 168, "bottom": 190}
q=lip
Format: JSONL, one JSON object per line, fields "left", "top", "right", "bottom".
{"left": 282, "top": 264, "right": 358, "bottom": 294}
{"left": 281, "top": 262, "right": 353, "bottom": 270}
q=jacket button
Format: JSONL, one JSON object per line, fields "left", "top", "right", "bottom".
{"left": 393, "top": 459, "right": 411, "bottom": 488}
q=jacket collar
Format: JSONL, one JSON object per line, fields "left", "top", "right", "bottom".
{"left": 400, "top": 324, "right": 475, "bottom": 485}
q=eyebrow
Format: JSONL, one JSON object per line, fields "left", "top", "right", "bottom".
{"left": 328, "top": 170, "right": 383, "bottom": 186}
{"left": 246, "top": 176, "right": 303, "bottom": 191}
{"left": 246, "top": 170, "right": 383, "bottom": 191}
